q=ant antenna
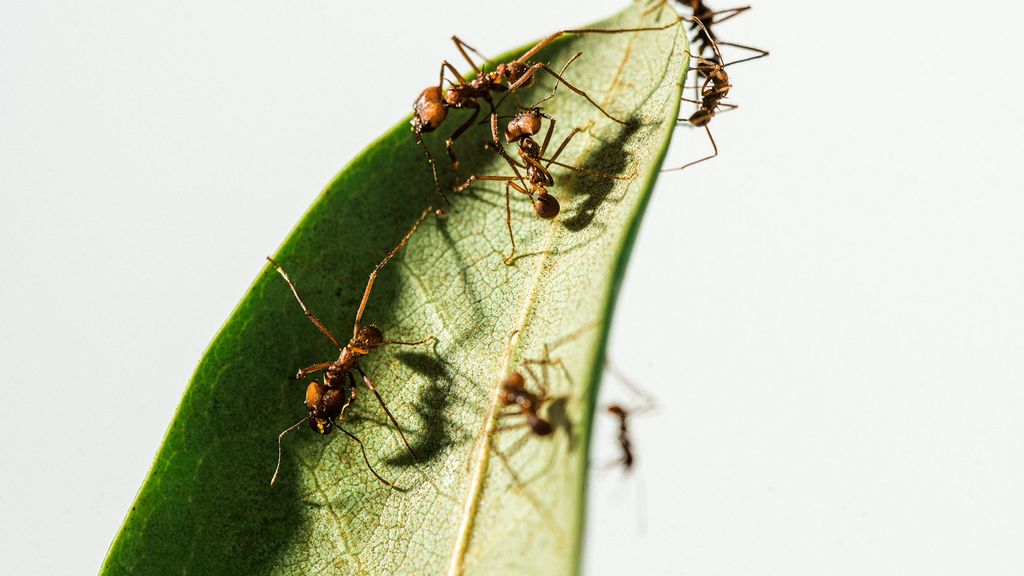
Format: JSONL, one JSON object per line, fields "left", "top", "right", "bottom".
{"left": 334, "top": 419, "right": 397, "bottom": 487}
{"left": 271, "top": 417, "right": 306, "bottom": 486}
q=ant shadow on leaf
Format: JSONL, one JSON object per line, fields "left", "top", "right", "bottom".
{"left": 560, "top": 116, "right": 641, "bottom": 232}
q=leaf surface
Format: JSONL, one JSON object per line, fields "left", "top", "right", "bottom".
{"left": 102, "top": 5, "right": 688, "bottom": 575}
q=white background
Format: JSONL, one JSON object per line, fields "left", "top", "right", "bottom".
{"left": 2, "top": 1, "right": 1023, "bottom": 574}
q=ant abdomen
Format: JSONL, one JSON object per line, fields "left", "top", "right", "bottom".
{"left": 688, "top": 108, "right": 714, "bottom": 127}
{"left": 528, "top": 414, "right": 554, "bottom": 436}
{"left": 534, "top": 192, "right": 560, "bottom": 219}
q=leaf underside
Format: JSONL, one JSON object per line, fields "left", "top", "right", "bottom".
{"left": 102, "top": 4, "right": 687, "bottom": 575}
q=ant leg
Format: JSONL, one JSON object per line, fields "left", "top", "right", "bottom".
{"left": 291, "top": 361, "right": 333, "bottom": 381}
{"left": 266, "top": 257, "right": 342, "bottom": 349}
{"left": 446, "top": 101, "right": 480, "bottom": 182}
{"left": 604, "top": 359, "right": 657, "bottom": 413}
{"left": 352, "top": 207, "right": 432, "bottom": 338}
{"left": 450, "top": 35, "right": 487, "bottom": 75}
{"left": 717, "top": 41, "right": 769, "bottom": 67}
{"left": 438, "top": 60, "right": 467, "bottom": 87}
{"left": 515, "top": 21, "right": 680, "bottom": 64}
{"left": 663, "top": 124, "right": 718, "bottom": 172}
{"left": 334, "top": 420, "right": 397, "bottom": 487}
{"left": 530, "top": 52, "right": 583, "bottom": 108}
{"left": 510, "top": 62, "right": 626, "bottom": 125}
{"left": 708, "top": 5, "right": 752, "bottom": 25}
{"left": 502, "top": 180, "right": 532, "bottom": 265}
{"left": 413, "top": 131, "right": 448, "bottom": 205}
{"left": 454, "top": 173, "right": 516, "bottom": 193}
{"left": 356, "top": 367, "right": 419, "bottom": 461}
{"left": 541, "top": 127, "right": 636, "bottom": 180}
{"left": 270, "top": 417, "right": 306, "bottom": 486}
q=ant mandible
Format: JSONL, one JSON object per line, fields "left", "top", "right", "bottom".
{"left": 411, "top": 20, "right": 680, "bottom": 198}
{"left": 268, "top": 207, "right": 435, "bottom": 487}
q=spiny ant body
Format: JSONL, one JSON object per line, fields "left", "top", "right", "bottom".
{"left": 411, "top": 21, "right": 680, "bottom": 197}
{"left": 268, "top": 207, "right": 435, "bottom": 487}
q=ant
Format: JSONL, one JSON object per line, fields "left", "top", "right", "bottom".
{"left": 268, "top": 207, "right": 435, "bottom": 487}
{"left": 663, "top": 20, "right": 763, "bottom": 172}
{"left": 411, "top": 21, "right": 680, "bottom": 199}
{"left": 602, "top": 360, "right": 656, "bottom": 473}
{"left": 455, "top": 108, "right": 631, "bottom": 263}
{"left": 606, "top": 405, "right": 636, "bottom": 471}
{"left": 498, "top": 370, "right": 554, "bottom": 437}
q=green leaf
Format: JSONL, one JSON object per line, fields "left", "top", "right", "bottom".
{"left": 102, "top": 5, "right": 687, "bottom": 575}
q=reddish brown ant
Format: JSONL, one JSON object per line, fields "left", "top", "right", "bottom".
{"left": 498, "top": 371, "right": 554, "bottom": 437}
{"left": 454, "top": 108, "right": 632, "bottom": 263}
{"left": 602, "top": 361, "right": 656, "bottom": 473}
{"left": 663, "top": 20, "right": 762, "bottom": 172}
{"left": 411, "top": 21, "right": 680, "bottom": 197}
{"left": 268, "top": 207, "right": 435, "bottom": 487}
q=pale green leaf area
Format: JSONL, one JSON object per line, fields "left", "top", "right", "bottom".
{"left": 102, "top": 4, "right": 687, "bottom": 575}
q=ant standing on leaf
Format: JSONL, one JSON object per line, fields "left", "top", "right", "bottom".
{"left": 411, "top": 21, "right": 681, "bottom": 198}
{"left": 267, "top": 207, "right": 436, "bottom": 487}
{"left": 455, "top": 107, "right": 633, "bottom": 263}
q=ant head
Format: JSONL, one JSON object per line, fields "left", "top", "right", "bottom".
{"left": 530, "top": 417, "right": 553, "bottom": 437}
{"left": 356, "top": 325, "right": 384, "bottom": 348}
{"left": 412, "top": 86, "right": 448, "bottom": 133}
{"left": 504, "top": 109, "right": 543, "bottom": 142}
{"left": 304, "top": 381, "right": 349, "bottom": 435}
{"left": 607, "top": 405, "right": 627, "bottom": 417}
{"left": 533, "top": 191, "right": 560, "bottom": 219}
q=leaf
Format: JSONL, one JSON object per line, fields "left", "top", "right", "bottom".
{"left": 101, "top": 4, "right": 688, "bottom": 575}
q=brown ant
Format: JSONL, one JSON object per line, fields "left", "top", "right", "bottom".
{"left": 411, "top": 21, "right": 680, "bottom": 198}
{"left": 606, "top": 405, "right": 636, "bottom": 471}
{"left": 663, "top": 21, "right": 761, "bottom": 172}
{"left": 268, "top": 207, "right": 435, "bottom": 487}
{"left": 498, "top": 371, "right": 554, "bottom": 437}
{"left": 602, "top": 360, "right": 656, "bottom": 473}
{"left": 454, "top": 108, "right": 632, "bottom": 263}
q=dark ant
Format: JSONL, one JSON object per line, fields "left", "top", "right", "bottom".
{"left": 268, "top": 207, "right": 435, "bottom": 487}
{"left": 602, "top": 360, "right": 656, "bottom": 473}
{"left": 411, "top": 21, "right": 680, "bottom": 198}
{"left": 455, "top": 108, "right": 632, "bottom": 263}
{"left": 606, "top": 405, "right": 636, "bottom": 471}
